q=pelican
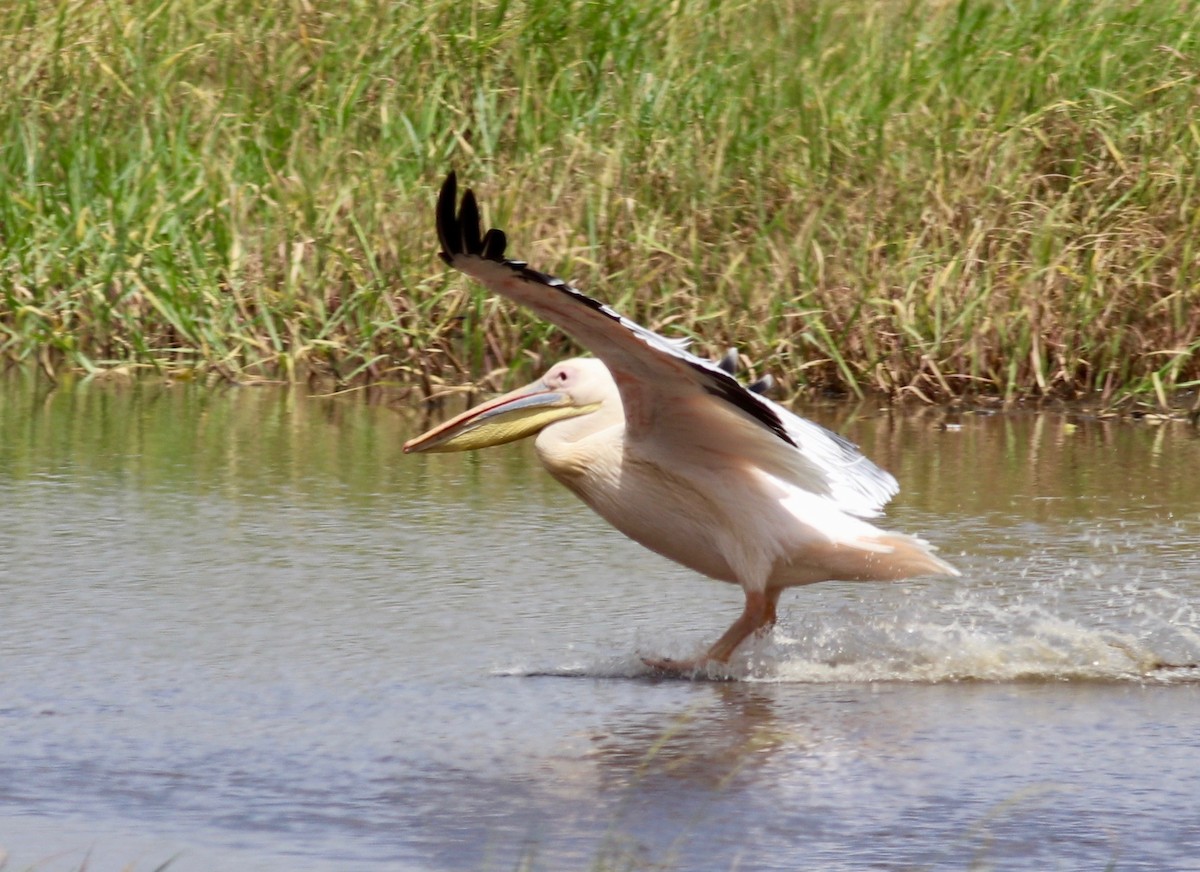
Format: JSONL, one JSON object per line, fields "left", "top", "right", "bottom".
{"left": 405, "top": 173, "right": 958, "bottom": 673}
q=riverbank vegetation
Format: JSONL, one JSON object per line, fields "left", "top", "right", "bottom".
{"left": 1, "top": 0, "right": 1197, "bottom": 405}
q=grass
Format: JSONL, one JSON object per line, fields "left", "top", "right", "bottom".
{"left": 0, "top": 0, "right": 1197, "bottom": 404}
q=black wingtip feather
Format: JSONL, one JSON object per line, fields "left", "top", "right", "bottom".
{"left": 482, "top": 228, "right": 508, "bottom": 261}
{"left": 436, "top": 172, "right": 460, "bottom": 258}
{"left": 438, "top": 172, "right": 508, "bottom": 264}
{"left": 715, "top": 348, "right": 774, "bottom": 396}
{"left": 459, "top": 190, "right": 483, "bottom": 255}
{"left": 749, "top": 374, "right": 774, "bottom": 395}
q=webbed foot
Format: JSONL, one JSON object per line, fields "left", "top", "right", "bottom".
{"left": 641, "top": 655, "right": 705, "bottom": 676}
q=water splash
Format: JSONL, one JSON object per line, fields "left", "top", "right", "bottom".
{"left": 502, "top": 577, "right": 1200, "bottom": 684}
{"left": 763, "top": 609, "right": 1195, "bottom": 684}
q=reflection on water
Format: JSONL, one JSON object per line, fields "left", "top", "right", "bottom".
{"left": 1, "top": 372, "right": 1199, "bottom": 871}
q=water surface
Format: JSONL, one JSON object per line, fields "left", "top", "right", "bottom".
{"left": 1, "top": 374, "right": 1198, "bottom": 871}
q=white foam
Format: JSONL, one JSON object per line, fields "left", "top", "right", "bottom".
{"left": 498, "top": 581, "right": 1200, "bottom": 684}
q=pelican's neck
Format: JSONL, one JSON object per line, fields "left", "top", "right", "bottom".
{"left": 533, "top": 403, "right": 624, "bottom": 481}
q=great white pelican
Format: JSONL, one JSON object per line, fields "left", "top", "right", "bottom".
{"left": 405, "top": 173, "right": 958, "bottom": 673}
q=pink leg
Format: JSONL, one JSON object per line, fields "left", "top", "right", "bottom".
{"left": 644, "top": 588, "right": 778, "bottom": 674}
{"left": 764, "top": 587, "right": 782, "bottom": 629}
{"left": 703, "top": 588, "right": 776, "bottom": 663}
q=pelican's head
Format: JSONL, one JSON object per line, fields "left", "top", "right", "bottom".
{"left": 403, "top": 358, "right": 617, "bottom": 454}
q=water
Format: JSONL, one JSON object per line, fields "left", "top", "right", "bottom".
{"left": 1, "top": 374, "right": 1199, "bottom": 871}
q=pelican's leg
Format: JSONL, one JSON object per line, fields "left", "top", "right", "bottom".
{"left": 703, "top": 588, "right": 775, "bottom": 663}
{"left": 643, "top": 588, "right": 776, "bottom": 674}
{"left": 763, "top": 586, "right": 782, "bottom": 629}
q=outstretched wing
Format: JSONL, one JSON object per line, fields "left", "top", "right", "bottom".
{"left": 435, "top": 172, "right": 898, "bottom": 517}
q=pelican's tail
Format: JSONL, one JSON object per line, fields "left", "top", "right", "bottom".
{"left": 778, "top": 531, "right": 960, "bottom": 585}
{"left": 878, "top": 532, "right": 960, "bottom": 580}
{"left": 854, "top": 532, "right": 961, "bottom": 580}
{"left": 771, "top": 477, "right": 959, "bottom": 584}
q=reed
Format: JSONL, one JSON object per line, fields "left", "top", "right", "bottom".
{"left": 1, "top": 0, "right": 1196, "bottom": 404}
